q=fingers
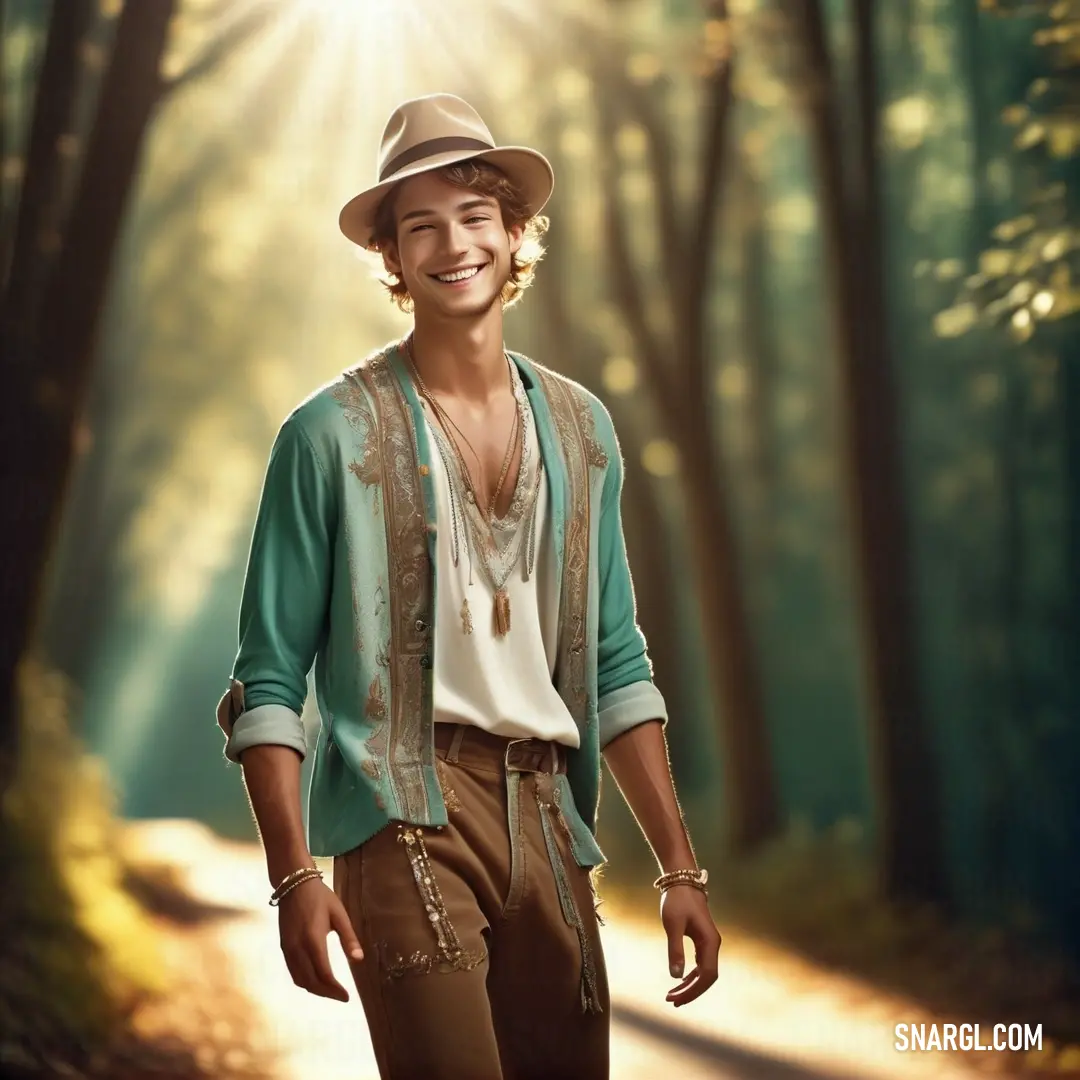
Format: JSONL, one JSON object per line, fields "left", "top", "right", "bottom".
{"left": 667, "top": 929, "right": 686, "bottom": 979}
{"left": 330, "top": 899, "right": 365, "bottom": 962}
{"left": 282, "top": 926, "right": 352, "bottom": 1002}
{"left": 665, "top": 914, "right": 722, "bottom": 1007}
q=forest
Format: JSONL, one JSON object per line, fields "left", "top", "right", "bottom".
{"left": 2, "top": 0, "right": 1079, "bottom": 1076}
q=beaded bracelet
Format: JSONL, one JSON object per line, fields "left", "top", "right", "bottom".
{"left": 269, "top": 866, "right": 323, "bottom": 907}
{"left": 653, "top": 868, "right": 709, "bottom": 895}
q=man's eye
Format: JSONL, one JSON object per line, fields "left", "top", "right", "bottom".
{"left": 466, "top": 216, "right": 489, "bottom": 224}
{"left": 410, "top": 224, "right": 432, "bottom": 232}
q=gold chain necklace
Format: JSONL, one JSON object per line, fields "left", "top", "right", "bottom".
{"left": 406, "top": 337, "right": 518, "bottom": 521}
{"left": 405, "top": 336, "right": 523, "bottom": 634}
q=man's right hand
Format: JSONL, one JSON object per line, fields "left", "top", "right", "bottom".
{"left": 277, "top": 877, "right": 364, "bottom": 1001}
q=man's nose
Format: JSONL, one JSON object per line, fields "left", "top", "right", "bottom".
{"left": 441, "top": 221, "right": 470, "bottom": 253}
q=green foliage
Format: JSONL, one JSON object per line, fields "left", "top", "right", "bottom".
{"left": 937, "top": 1, "right": 1080, "bottom": 340}
{"left": 0, "top": 662, "right": 166, "bottom": 1072}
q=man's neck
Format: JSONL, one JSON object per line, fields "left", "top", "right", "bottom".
{"left": 409, "top": 310, "right": 509, "bottom": 404}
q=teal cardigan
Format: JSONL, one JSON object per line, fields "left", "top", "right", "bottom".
{"left": 220, "top": 341, "right": 667, "bottom": 865}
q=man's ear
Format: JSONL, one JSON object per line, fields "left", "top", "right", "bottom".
{"left": 381, "top": 242, "right": 402, "bottom": 276}
{"left": 508, "top": 223, "right": 525, "bottom": 256}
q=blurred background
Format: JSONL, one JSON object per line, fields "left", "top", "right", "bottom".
{"left": 3, "top": 0, "right": 1080, "bottom": 1077}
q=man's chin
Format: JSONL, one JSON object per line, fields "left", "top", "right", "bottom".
{"left": 429, "top": 289, "right": 503, "bottom": 319}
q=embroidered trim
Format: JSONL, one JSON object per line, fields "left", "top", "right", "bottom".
{"left": 334, "top": 376, "right": 383, "bottom": 509}
{"left": 435, "top": 759, "right": 463, "bottom": 813}
{"left": 387, "top": 827, "right": 485, "bottom": 978}
{"left": 535, "top": 789, "right": 603, "bottom": 1013}
{"left": 365, "top": 675, "right": 387, "bottom": 722}
{"left": 359, "top": 349, "right": 433, "bottom": 822}
{"left": 533, "top": 368, "right": 594, "bottom": 726}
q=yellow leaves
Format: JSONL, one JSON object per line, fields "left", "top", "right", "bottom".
{"left": 934, "top": 259, "right": 965, "bottom": 281}
{"left": 768, "top": 193, "right": 817, "bottom": 234}
{"left": 1042, "top": 231, "right": 1070, "bottom": 261}
{"left": 1002, "top": 103, "right": 1029, "bottom": 126}
{"left": 1047, "top": 116, "right": 1080, "bottom": 157}
{"left": 992, "top": 214, "right": 1036, "bottom": 242}
{"left": 884, "top": 95, "right": 935, "bottom": 151}
{"left": 717, "top": 364, "right": 748, "bottom": 401}
{"left": 979, "top": 249, "right": 1015, "bottom": 277}
{"left": 933, "top": 303, "right": 979, "bottom": 339}
{"left": 1015, "top": 120, "right": 1047, "bottom": 150}
{"left": 1032, "top": 289, "right": 1056, "bottom": 316}
{"left": 602, "top": 356, "right": 638, "bottom": 395}
{"left": 1010, "top": 306, "right": 1035, "bottom": 342}
{"left": 642, "top": 438, "right": 679, "bottom": 477}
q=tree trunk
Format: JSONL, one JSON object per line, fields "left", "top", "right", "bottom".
{"left": 797, "top": 0, "right": 945, "bottom": 902}
{"left": 0, "top": 0, "right": 177, "bottom": 792}
{"left": 593, "top": 13, "right": 778, "bottom": 851}
{"left": 0, "top": 0, "right": 97, "bottom": 315}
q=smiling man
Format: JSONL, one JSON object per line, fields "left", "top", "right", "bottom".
{"left": 217, "top": 93, "right": 721, "bottom": 1080}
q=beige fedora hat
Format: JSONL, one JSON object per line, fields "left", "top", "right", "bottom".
{"left": 339, "top": 93, "right": 554, "bottom": 248}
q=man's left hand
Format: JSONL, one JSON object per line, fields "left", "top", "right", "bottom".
{"left": 660, "top": 886, "right": 722, "bottom": 1007}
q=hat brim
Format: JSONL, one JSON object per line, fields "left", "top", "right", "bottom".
{"left": 338, "top": 145, "right": 554, "bottom": 249}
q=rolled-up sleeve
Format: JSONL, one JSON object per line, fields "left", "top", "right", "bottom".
{"left": 595, "top": 410, "right": 668, "bottom": 748}
{"left": 222, "top": 418, "right": 335, "bottom": 763}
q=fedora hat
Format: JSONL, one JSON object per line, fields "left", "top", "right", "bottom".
{"left": 339, "top": 93, "right": 554, "bottom": 249}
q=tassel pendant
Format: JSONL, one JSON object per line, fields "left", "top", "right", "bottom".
{"left": 493, "top": 588, "right": 511, "bottom": 636}
{"left": 460, "top": 597, "right": 473, "bottom": 635}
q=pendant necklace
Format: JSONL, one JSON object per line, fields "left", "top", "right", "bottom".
{"left": 405, "top": 335, "right": 541, "bottom": 637}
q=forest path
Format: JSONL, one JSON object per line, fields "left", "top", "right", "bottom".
{"left": 123, "top": 820, "right": 1012, "bottom": 1080}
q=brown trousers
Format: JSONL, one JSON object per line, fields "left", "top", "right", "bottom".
{"left": 333, "top": 724, "right": 610, "bottom": 1080}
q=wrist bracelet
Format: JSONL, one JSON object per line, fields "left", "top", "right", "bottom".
{"left": 653, "top": 868, "right": 709, "bottom": 894}
{"left": 269, "top": 866, "right": 323, "bottom": 907}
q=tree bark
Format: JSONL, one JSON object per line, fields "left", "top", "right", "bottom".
{"left": 0, "top": 0, "right": 177, "bottom": 792}
{"left": 0, "top": 0, "right": 96, "bottom": 312}
{"left": 796, "top": 0, "right": 945, "bottom": 902}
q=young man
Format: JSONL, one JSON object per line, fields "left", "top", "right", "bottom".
{"left": 217, "top": 93, "right": 721, "bottom": 1079}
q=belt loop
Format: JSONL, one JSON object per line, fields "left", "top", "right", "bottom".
{"left": 550, "top": 743, "right": 558, "bottom": 775}
{"left": 446, "top": 724, "right": 467, "bottom": 764}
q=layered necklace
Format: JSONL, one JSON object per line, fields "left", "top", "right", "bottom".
{"left": 405, "top": 335, "right": 543, "bottom": 637}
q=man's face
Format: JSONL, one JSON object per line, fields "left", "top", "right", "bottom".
{"left": 382, "top": 170, "right": 524, "bottom": 319}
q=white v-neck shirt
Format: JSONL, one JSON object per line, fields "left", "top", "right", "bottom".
{"left": 421, "top": 402, "right": 581, "bottom": 749}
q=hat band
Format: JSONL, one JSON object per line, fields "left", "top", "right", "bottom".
{"left": 379, "top": 136, "right": 494, "bottom": 182}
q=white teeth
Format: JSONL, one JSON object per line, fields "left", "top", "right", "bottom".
{"left": 436, "top": 266, "right": 482, "bottom": 283}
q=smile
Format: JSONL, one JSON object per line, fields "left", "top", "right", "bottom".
{"left": 431, "top": 264, "right": 486, "bottom": 284}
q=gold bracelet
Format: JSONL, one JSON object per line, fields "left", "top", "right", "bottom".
{"left": 653, "top": 868, "right": 709, "bottom": 894}
{"left": 269, "top": 866, "right": 322, "bottom": 907}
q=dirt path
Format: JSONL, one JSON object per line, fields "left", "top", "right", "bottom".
{"left": 123, "top": 820, "right": 1034, "bottom": 1080}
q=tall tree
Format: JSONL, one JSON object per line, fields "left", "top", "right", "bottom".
{"left": 577, "top": 0, "right": 780, "bottom": 849}
{"left": 786, "top": 0, "right": 946, "bottom": 902}
{"left": 0, "top": 0, "right": 177, "bottom": 791}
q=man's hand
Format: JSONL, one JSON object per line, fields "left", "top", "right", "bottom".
{"left": 278, "top": 877, "right": 364, "bottom": 1001}
{"left": 661, "top": 885, "right": 721, "bottom": 1007}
